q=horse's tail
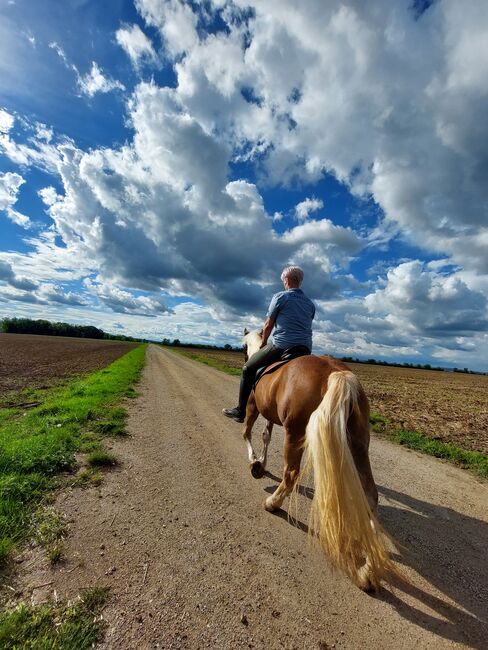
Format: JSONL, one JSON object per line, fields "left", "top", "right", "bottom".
{"left": 305, "top": 370, "right": 397, "bottom": 591}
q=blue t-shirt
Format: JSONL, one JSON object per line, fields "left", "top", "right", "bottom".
{"left": 267, "top": 288, "right": 315, "bottom": 351}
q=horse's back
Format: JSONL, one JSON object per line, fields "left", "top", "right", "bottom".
{"left": 254, "top": 354, "right": 367, "bottom": 428}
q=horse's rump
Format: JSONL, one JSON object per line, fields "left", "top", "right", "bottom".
{"left": 253, "top": 354, "right": 366, "bottom": 428}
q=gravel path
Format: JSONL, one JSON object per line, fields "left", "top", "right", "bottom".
{"left": 20, "top": 345, "right": 488, "bottom": 649}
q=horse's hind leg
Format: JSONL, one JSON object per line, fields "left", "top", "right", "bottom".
{"left": 264, "top": 429, "right": 304, "bottom": 512}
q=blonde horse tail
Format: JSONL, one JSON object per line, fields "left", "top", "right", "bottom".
{"left": 305, "top": 370, "right": 398, "bottom": 591}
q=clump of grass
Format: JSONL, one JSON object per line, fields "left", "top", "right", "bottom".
{"left": 70, "top": 468, "right": 103, "bottom": 488}
{"left": 32, "top": 506, "right": 67, "bottom": 564}
{"left": 47, "top": 542, "right": 64, "bottom": 564}
{"left": 0, "top": 345, "right": 146, "bottom": 565}
{"left": 91, "top": 407, "right": 128, "bottom": 437}
{"left": 87, "top": 451, "right": 117, "bottom": 467}
{"left": 0, "top": 586, "right": 110, "bottom": 649}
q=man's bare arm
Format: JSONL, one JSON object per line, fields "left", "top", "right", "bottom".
{"left": 260, "top": 316, "right": 276, "bottom": 347}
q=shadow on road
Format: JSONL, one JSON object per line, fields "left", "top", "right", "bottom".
{"left": 262, "top": 473, "right": 488, "bottom": 648}
{"left": 377, "top": 484, "right": 488, "bottom": 649}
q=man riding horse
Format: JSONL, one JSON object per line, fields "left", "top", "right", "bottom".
{"left": 221, "top": 265, "right": 400, "bottom": 590}
{"left": 222, "top": 265, "right": 315, "bottom": 423}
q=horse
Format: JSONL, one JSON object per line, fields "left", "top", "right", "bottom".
{"left": 240, "top": 329, "right": 399, "bottom": 592}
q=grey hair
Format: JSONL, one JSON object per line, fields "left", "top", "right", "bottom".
{"left": 281, "top": 265, "right": 304, "bottom": 286}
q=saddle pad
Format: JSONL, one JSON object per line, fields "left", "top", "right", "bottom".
{"left": 254, "top": 346, "right": 311, "bottom": 388}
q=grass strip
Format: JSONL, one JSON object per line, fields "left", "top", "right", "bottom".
{"left": 370, "top": 411, "right": 488, "bottom": 479}
{"left": 169, "top": 347, "right": 241, "bottom": 376}
{"left": 0, "top": 345, "right": 146, "bottom": 566}
{"left": 0, "top": 586, "right": 109, "bottom": 649}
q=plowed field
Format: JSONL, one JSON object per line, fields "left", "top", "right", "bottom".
{"left": 173, "top": 347, "right": 488, "bottom": 455}
{"left": 0, "top": 333, "right": 139, "bottom": 397}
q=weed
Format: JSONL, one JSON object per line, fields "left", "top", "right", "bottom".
{"left": 0, "top": 586, "right": 110, "bottom": 649}
{"left": 70, "top": 468, "right": 103, "bottom": 488}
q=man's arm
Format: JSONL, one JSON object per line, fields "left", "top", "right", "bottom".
{"left": 260, "top": 316, "right": 276, "bottom": 348}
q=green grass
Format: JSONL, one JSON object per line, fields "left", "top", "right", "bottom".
{"left": 0, "top": 345, "right": 146, "bottom": 566}
{"left": 169, "top": 348, "right": 242, "bottom": 376}
{"left": 0, "top": 586, "right": 109, "bottom": 649}
{"left": 370, "top": 410, "right": 488, "bottom": 479}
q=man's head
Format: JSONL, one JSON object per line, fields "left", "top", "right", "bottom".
{"left": 281, "top": 265, "right": 304, "bottom": 289}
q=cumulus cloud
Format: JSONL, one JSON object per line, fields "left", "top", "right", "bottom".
{"left": 0, "top": 171, "right": 30, "bottom": 227}
{"left": 0, "top": 259, "right": 37, "bottom": 291}
{"left": 49, "top": 42, "right": 125, "bottom": 98}
{"left": 78, "top": 62, "right": 125, "bottom": 97}
{"left": 365, "top": 261, "right": 488, "bottom": 338}
{"left": 295, "top": 197, "right": 324, "bottom": 221}
{"left": 116, "top": 23, "right": 158, "bottom": 67}
{"left": 2, "top": 0, "right": 488, "bottom": 369}
{"left": 0, "top": 109, "right": 14, "bottom": 133}
{"left": 85, "top": 279, "right": 169, "bottom": 316}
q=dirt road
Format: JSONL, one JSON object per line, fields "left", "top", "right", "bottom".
{"left": 22, "top": 345, "right": 488, "bottom": 649}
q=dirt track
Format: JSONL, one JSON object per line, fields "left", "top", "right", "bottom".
{"left": 19, "top": 345, "right": 488, "bottom": 648}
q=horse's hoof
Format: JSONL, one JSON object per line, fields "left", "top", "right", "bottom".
{"left": 264, "top": 497, "right": 277, "bottom": 512}
{"left": 250, "top": 461, "right": 265, "bottom": 479}
{"left": 357, "top": 566, "right": 378, "bottom": 593}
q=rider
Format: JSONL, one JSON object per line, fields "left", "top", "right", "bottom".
{"left": 222, "top": 265, "right": 316, "bottom": 423}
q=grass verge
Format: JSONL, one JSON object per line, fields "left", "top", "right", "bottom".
{"left": 370, "top": 411, "right": 488, "bottom": 479}
{"left": 0, "top": 345, "right": 146, "bottom": 566}
{"left": 0, "top": 586, "right": 109, "bottom": 649}
{"left": 169, "top": 348, "right": 488, "bottom": 480}
{"left": 168, "top": 347, "right": 241, "bottom": 376}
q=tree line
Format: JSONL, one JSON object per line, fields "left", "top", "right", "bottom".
{"left": 0, "top": 317, "right": 140, "bottom": 342}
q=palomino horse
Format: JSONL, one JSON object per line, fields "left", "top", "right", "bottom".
{"left": 241, "top": 330, "right": 398, "bottom": 591}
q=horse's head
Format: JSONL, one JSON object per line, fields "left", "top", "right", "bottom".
{"left": 243, "top": 328, "right": 262, "bottom": 361}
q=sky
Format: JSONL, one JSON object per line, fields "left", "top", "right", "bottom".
{"left": 0, "top": 0, "right": 487, "bottom": 370}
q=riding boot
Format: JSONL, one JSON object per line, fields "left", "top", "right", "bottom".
{"left": 222, "top": 368, "right": 254, "bottom": 422}
{"left": 237, "top": 369, "right": 255, "bottom": 416}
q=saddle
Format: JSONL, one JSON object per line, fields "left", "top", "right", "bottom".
{"left": 254, "top": 345, "right": 311, "bottom": 387}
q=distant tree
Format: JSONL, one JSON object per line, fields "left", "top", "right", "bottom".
{"left": 161, "top": 338, "right": 171, "bottom": 346}
{"left": 172, "top": 338, "right": 180, "bottom": 346}
{"left": 224, "top": 343, "right": 232, "bottom": 350}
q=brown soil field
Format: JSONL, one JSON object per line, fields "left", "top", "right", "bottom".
{"left": 0, "top": 333, "right": 139, "bottom": 398}
{"left": 175, "top": 347, "right": 488, "bottom": 455}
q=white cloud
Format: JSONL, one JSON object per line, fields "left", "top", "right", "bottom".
{"left": 116, "top": 23, "right": 158, "bottom": 67}
{"left": 78, "top": 62, "right": 125, "bottom": 97}
{"left": 295, "top": 197, "right": 324, "bottom": 221}
{"left": 85, "top": 279, "right": 169, "bottom": 316}
{"left": 365, "top": 261, "right": 488, "bottom": 339}
{"left": 2, "top": 1, "right": 488, "bottom": 369}
{"left": 0, "top": 171, "right": 30, "bottom": 227}
{"left": 0, "top": 109, "right": 14, "bottom": 134}
{"left": 136, "top": 0, "right": 199, "bottom": 58}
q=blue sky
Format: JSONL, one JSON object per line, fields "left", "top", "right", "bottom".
{"left": 1, "top": 0, "right": 487, "bottom": 370}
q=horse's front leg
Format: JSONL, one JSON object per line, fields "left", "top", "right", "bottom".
{"left": 256, "top": 420, "right": 273, "bottom": 471}
{"left": 243, "top": 399, "right": 260, "bottom": 471}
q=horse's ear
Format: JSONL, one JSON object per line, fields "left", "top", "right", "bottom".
{"left": 243, "top": 327, "right": 249, "bottom": 335}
